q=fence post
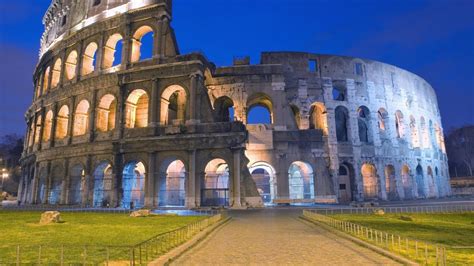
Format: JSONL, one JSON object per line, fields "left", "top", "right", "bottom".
{"left": 425, "top": 244, "right": 428, "bottom": 264}
{"left": 16, "top": 245, "right": 20, "bottom": 266}
{"left": 106, "top": 246, "right": 110, "bottom": 265}
{"left": 60, "top": 245, "right": 64, "bottom": 265}
{"left": 83, "top": 246, "right": 87, "bottom": 266}
{"left": 415, "top": 241, "right": 418, "bottom": 258}
{"left": 38, "top": 245, "right": 42, "bottom": 264}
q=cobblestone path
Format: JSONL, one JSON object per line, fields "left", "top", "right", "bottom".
{"left": 172, "top": 209, "right": 399, "bottom": 265}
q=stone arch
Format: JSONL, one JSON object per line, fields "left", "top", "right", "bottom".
{"left": 121, "top": 161, "right": 146, "bottom": 209}
{"left": 43, "top": 110, "right": 53, "bottom": 142}
{"left": 125, "top": 89, "right": 149, "bottom": 128}
{"left": 401, "top": 165, "right": 412, "bottom": 199}
{"left": 65, "top": 50, "right": 78, "bottom": 80}
{"left": 335, "top": 106, "right": 349, "bottom": 142}
{"left": 49, "top": 164, "right": 64, "bottom": 204}
{"left": 69, "top": 164, "right": 84, "bottom": 205}
{"left": 35, "top": 74, "right": 43, "bottom": 98}
{"left": 160, "top": 85, "right": 187, "bottom": 125}
{"left": 214, "top": 96, "right": 235, "bottom": 122}
{"left": 96, "top": 94, "right": 117, "bottom": 132}
{"left": 43, "top": 66, "right": 50, "bottom": 93}
{"left": 288, "top": 161, "right": 315, "bottom": 201}
{"left": 415, "top": 164, "right": 425, "bottom": 198}
{"left": 377, "top": 108, "right": 388, "bottom": 132}
{"left": 38, "top": 167, "right": 48, "bottom": 203}
{"left": 92, "top": 161, "right": 113, "bottom": 207}
{"left": 82, "top": 42, "right": 98, "bottom": 75}
{"left": 202, "top": 158, "right": 230, "bottom": 206}
{"left": 55, "top": 105, "right": 69, "bottom": 139}
{"left": 73, "top": 100, "right": 90, "bottom": 136}
{"left": 338, "top": 162, "right": 355, "bottom": 203}
{"left": 309, "top": 102, "right": 327, "bottom": 134}
{"left": 429, "top": 120, "right": 436, "bottom": 148}
{"left": 332, "top": 87, "right": 346, "bottom": 101}
{"left": 357, "top": 106, "right": 371, "bottom": 143}
{"left": 34, "top": 115, "right": 42, "bottom": 144}
{"left": 158, "top": 158, "right": 187, "bottom": 207}
{"left": 249, "top": 161, "right": 277, "bottom": 204}
{"left": 131, "top": 25, "right": 154, "bottom": 63}
{"left": 410, "top": 115, "right": 420, "bottom": 148}
{"left": 395, "top": 110, "right": 404, "bottom": 138}
{"left": 103, "top": 33, "right": 123, "bottom": 69}
{"left": 290, "top": 104, "right": 302, "bottom": 129}
{"left": 361, "top": 163, "right": 378, "bottom": 199}
{"left": 246, "top": 93, "right": 273, "bottom": 124}
{"left": 384, "top": 164, "right": 398, "bottom": 200}
{"left": 51, "top": 58, "right": 62, "bottom": 88}
{"left": 427, "top": 166, "right": 436, "bottom": 197}
{"left": 420, "top": 116, "right": 429, "bottom": 148}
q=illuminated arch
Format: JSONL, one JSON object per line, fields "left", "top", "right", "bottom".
{"left": 160, "top": 85, "right": 187, "bottom": 125}
{"left": 125, "top": 89, "right": 149, "bottom": 128}
{"left": 309, "top": 102, "right": 327, "bottom": 134}
{"left": 65, "top": 50, "right": 78, "bottom": 80}
{"left": 103, "top": 34, "right": 123, "bottom": 69}
{"left": 50, "top": 58, "right": 62, "bottom": 88}
{"left": 43, "top": 111, "right": 53, "bottom": 142}
{"left": 361, "top": 163, "right": 378, "bottom": 199}
{"left": 73, "top": 100, "right": 90, "bottom": 136}
{"left": 43, "top": 67, "right": 50, "bottom": 93}
{"left": 92, "top": 161, "right": 113, "bottom": 207}
{"left": 131, "top": 25, "right": 154, "bottom": 63}
{"left": 96, "top": 94, "right": 117, "bottom": 132}
{"left": 55, "top": 105, "right": 69, "bottom": 139}
{"left": 69, "top": 164, "right": 84, "bottom": 205}
{"left": 158, "top": 159, "right": 186, "bottom": 207}
{"left": 288, "top": 161, "right": 315, "bottom": 201}
{"left": 384, "top": 165, "right": 398, "bottom": 200}
{"left": 246, "top": 93, "right": 273, "bottom": 124}
{"left": 249, "top": 161, "right": 276, "bottom": 204}
{"left": 121, "top": 161, "right": 146, "bottom": 209}
{"left": 81, "top": 42, "right": 98, "bottom": 75}
{"left": 202, "top": 158, "right": 230, "bottom": 206}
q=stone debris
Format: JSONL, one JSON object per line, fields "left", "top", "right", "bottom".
{"left": 39, "top": 211, "right": 61, "bottom": 224}
{"left": 130, "top": 209, "right": 151, "bottom": 217}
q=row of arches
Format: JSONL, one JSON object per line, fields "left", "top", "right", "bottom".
{"left": 36, "top": 25, "right": 155, "bottom": 97}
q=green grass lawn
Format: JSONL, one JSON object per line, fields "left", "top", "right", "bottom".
{"left": 329, "top": 212, "right": 474, "bottom": 265}
{"left": 0, "top": 211, "right": 204, "bottom": 263}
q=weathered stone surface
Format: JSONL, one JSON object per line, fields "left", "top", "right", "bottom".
{"left": 39, "top": 211, "right": 61, "bottom": 224}
{"left": 130, "top": 209, "right": 151, "bottom": 217}
{"left": 373, "top": 209, "right": 385, "bottom": 215}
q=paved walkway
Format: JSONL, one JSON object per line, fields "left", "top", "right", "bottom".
{"left": 172, "top": 209, "right": 399, "bottom": 265}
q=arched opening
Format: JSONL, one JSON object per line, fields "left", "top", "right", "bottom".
{"left": 51, "top": 58, "right": 62, "bottom": 88}
{"left": 309, "top": 103, "right": 327, "bottom": 134}
{"left": 335, "top": 106, "right": 349, "bottom": 142}
{"left": 121, "top": 161, "right": 146, "bottom": 209}
{"left": 384, "top": 165, "right": 398, "bottom": 200}
{"left": 92, "top": 162, "right": 113, "bottom": 207}
{"left": 395, "top": 110, "right": 404, "bottom": 138}
{"left": 43, "top": 111, "right": 53, "bottom": 142}
{"left": 415, "top": 164, "right": 425, "bottom": 198}
{"left": 214, "top": 96, "right": 235, "bottom": 122}
{"left": 420, "top": 117, "right": 429, "bottom": 148}
{"left": 160, "top": 85, "right": 187, "bottom": 125}
{"left": 48, "top": 165, "right": 63, "bottom": 204}
{"left": 34, "top": 115, "right": 42, "bottom": 144}
{"left": 361, "top": 163, "right": 378, "bottom": 199}
{"left": 377, "top": 108, "right": 388, "bottom": 132}
{"left": 288, "top": 161, "right": 315, "bottom": 201}
{"left": 81, "top": 42, "right": 98, "bottom": 76}
{"left": 73, "top": 100, "right": 90, "bottom": 136}
{"left": 65, "top": 50, "right": 78, "bottom": 80}
{"left": 401, "top": 165, "right": 412, "bottom": 199}
{"left": 202, "top": 158, "right": 230, "bottom": 206}
{"left": 69, "top": 164, "right": 84, "bottom": 205}
{"left": 158, "top": 159, "right": 186, "bottom": 207}
{"left": 103, "top": 34, "right": 123, "bottom": 69}
{"left": 338, "top": 163, "right": 355, "bottom": 203}
{"left": 290, "top": 105, "right": 301, "bottom": 129}
{"left": 43, "top": 67, "right": 50, "bottom": 93}
{"left": 55, "top": 105, "right": 69, "bottom": 139}
{"left": 125, "top": 89, "right": 149, "bottom": 128}
{"left": 38, "top": 168, "right": 47, "bottom": 203}
{"left": 410, "top": 116, "right": 420, "bottom": 148}
{"left": 131, "top": 26, "right": 154, "bottom": 63}
{"left": 357, "top": 106, "right": 371, "bottom": 143}
{"left": 427, "top": 166, "right": 436, "bottom": 197}
{"left": 35, "top": 75, "right": 42, "bottom": 98}
{"left": 435, "top": 167, "right": 443, "bottom": 196}
{"left": 332, "top": 87, "right": 345, "bottom": 101}
{"left": 246, "top": 93, "right": 273, "bottom": 124}
{"left": 429, "top": 120, "right": 436, "bottom": 148}
{"left": 28, "top": 123, "right": 34, "bottom": 148}
{"left": 96, "top": 94, "right": 117, "bottom": 132}
{"left": 249, "top": 162, "right": 276, "bottom": 204}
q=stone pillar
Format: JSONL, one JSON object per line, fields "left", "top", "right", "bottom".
{"left": 153, "top": 17, "right": 163, "bottom": 59}
{"left": 31, "top": 163, "right": 40, "bottom": 204}
{"left": 187, "top": 73, "right": 202, "bottom": 124}
{"left": 95, "top": 34, "right": 106, "bottom": 73}
{"left": 83, "top": 155, "right": 93, "bottom": 207}
{"left": 30, "top": 114, "right": 38, "bottom": 153}
{"left": 121, "top": 17, "right": 132, "bottom": 68}
{"left": 159, "top": 16, "right": 170, "bottom": 56}
{"left": 67, "top": 96, "right": 76, "bottom": 145}
{"left": 37, "top": 108, "right": 46, "bottom": 150}
{"left": 231, "top": 149, "right": 242, "bottom": 208}
{"left": 145, "top": 152, "right": 156, "bottom": 208}
{"left": 43, "top": 161, "right": 52, "bottom": 204}
{"left": 271, "top": 82, "right": 286, "bottom": 130}
{"left": 186, "top": 150, "right": 197, "bottom": 208}
{"left": 75, "top": 40, "right": 84, "bottom": 82}
{"left": 89, "top": 90, "right": 97, "bottom": 142}
{"left": 149, "top": 79, "right": 159, "bottom": 127}
{"left": 61, "top": 159, "right": 69, "bottom": 205}
{"left": 276, "top": 154, "right": 289, "bottom": 201}
{"left": 118, "top": 85, "right": 127, "bottom": 139}
{"left": 112, "top": 152, "right": 123, "bottom": 208}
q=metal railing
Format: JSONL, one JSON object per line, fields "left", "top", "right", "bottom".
{"left": 302, "top": 209, "right": 471, "bottom": 265}
{"left": 309, "top": 204, "right": 474, "bottom": 215}
{"left": 0, "top": 212, "right": 225, "bottom": 265}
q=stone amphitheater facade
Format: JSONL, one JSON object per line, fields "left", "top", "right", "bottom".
{"left": 18, "top": 0, "right": 450, "bottom": 209}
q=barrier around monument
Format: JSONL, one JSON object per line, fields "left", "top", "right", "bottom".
{"left": 309, "top": 204, "right": 474, "bottom": 215}
{"left": 0, "top": 212, "right": 225, "bottom": 265}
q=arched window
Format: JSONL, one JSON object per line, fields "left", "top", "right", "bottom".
{"left": 335, "top": 106, "right": 349, "bottom": 142}
{"left": 48, "top": 165, "right": 63, "bottom": 204}
{"left": 357, "top": 106, "right": 371, "bottom": 143}
{"left": 395, "top": 110, "right": 404, "bottom": 138}
{"left": 131, "top": 26, "right": 154, "bottom": 63}
{"left": 361, "top": 163, "right": 378, "bottom": 199}
{"left": 73, "top": 100, "right": 90, "bottom": 136}
{"left": 122, "top": 161, "right": 146, "bottom": 209}
{"left": 401, "top": 165, "right": 412, "bottom": 199}
{"left": 420, "top": 116, "right": 429, "bottom": 148}
{"left": 69, "top": 164, "right": 84, "bottom": 205}
{"left": 82, "top": 42, "right": 98, "bottom": 76}
{"left": 202, "top": 158, "right": 230, "bottom": 206}
{"left": 125, "top": 89, "right": 149, "bottom": 128}
{"left": 214, "top": 96, "right": 234, "bottom": 122}
{"left": 93, "top": 162, "right": 113, "bottom": 207}
{"left": 288, "top": 161, "right": 315, "bottom": 200}
{"left": 55, "top": 105, "right": 69, "bottom": 139}
{"left": 249, "top": 162, "right": 277, "bottom": 204}
{"left": 103, "top": 34, "right": 123, "bottom": 69}
{"left": 384, "top": 165, "right": 398, "bottom": 200}
{"left": 410, "top": 116, "right": 420, "bottom": 148}
{"left": 338, "top": 163, "right": 355, "bottom": 203}
{"left": 43, "top": 111, "right": 53, "bottom": 142}
{"left": 246, "top": 93, "right": 273, "bottom": 124}
{"left": 65, "top": 50, "right": 78, "bottom": 80}
{"left": 159, "top": 159, "right": 186, "bottom": 207}
{"left": 377, "top": 108, "right": 388, "bottom": 132}
{"left": 96, "top": 94, "right": 117, "bottom": 132}
{"left": 332, "top": 87, "right": 345, "bottom": 101}
{"left": 51, "top": 58, "right": 62, "bottom": 88}
{"left": 43, "top": 67, "right": 50, "bottom": 93}
{"left": 309, "top": 103, "right": 327, "bottom": 134}
{"left": 34, "top": 115, "right": 42, "bottom": 144}
{"left": 415, "top": 164, "right": 425, "bottom": 197}
{"left": 160, "top": 85, "right": 187, "bottom": 125}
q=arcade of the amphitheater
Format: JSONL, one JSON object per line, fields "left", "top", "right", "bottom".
{"left": 18, "top": 0, "right": 450, "bottom": 209}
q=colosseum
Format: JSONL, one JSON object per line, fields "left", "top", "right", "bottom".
{"left": 18, "top": 0, "right": 451, "bottom": 209}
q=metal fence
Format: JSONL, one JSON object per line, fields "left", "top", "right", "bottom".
{"left": 302, "top": 209, "right": 474, "bottom": 265}
{"left": 309, "top": 204, "right": 474, "bottom": 215}
{"left": 0, "top": 212, "right": 225, "bottom": 265}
